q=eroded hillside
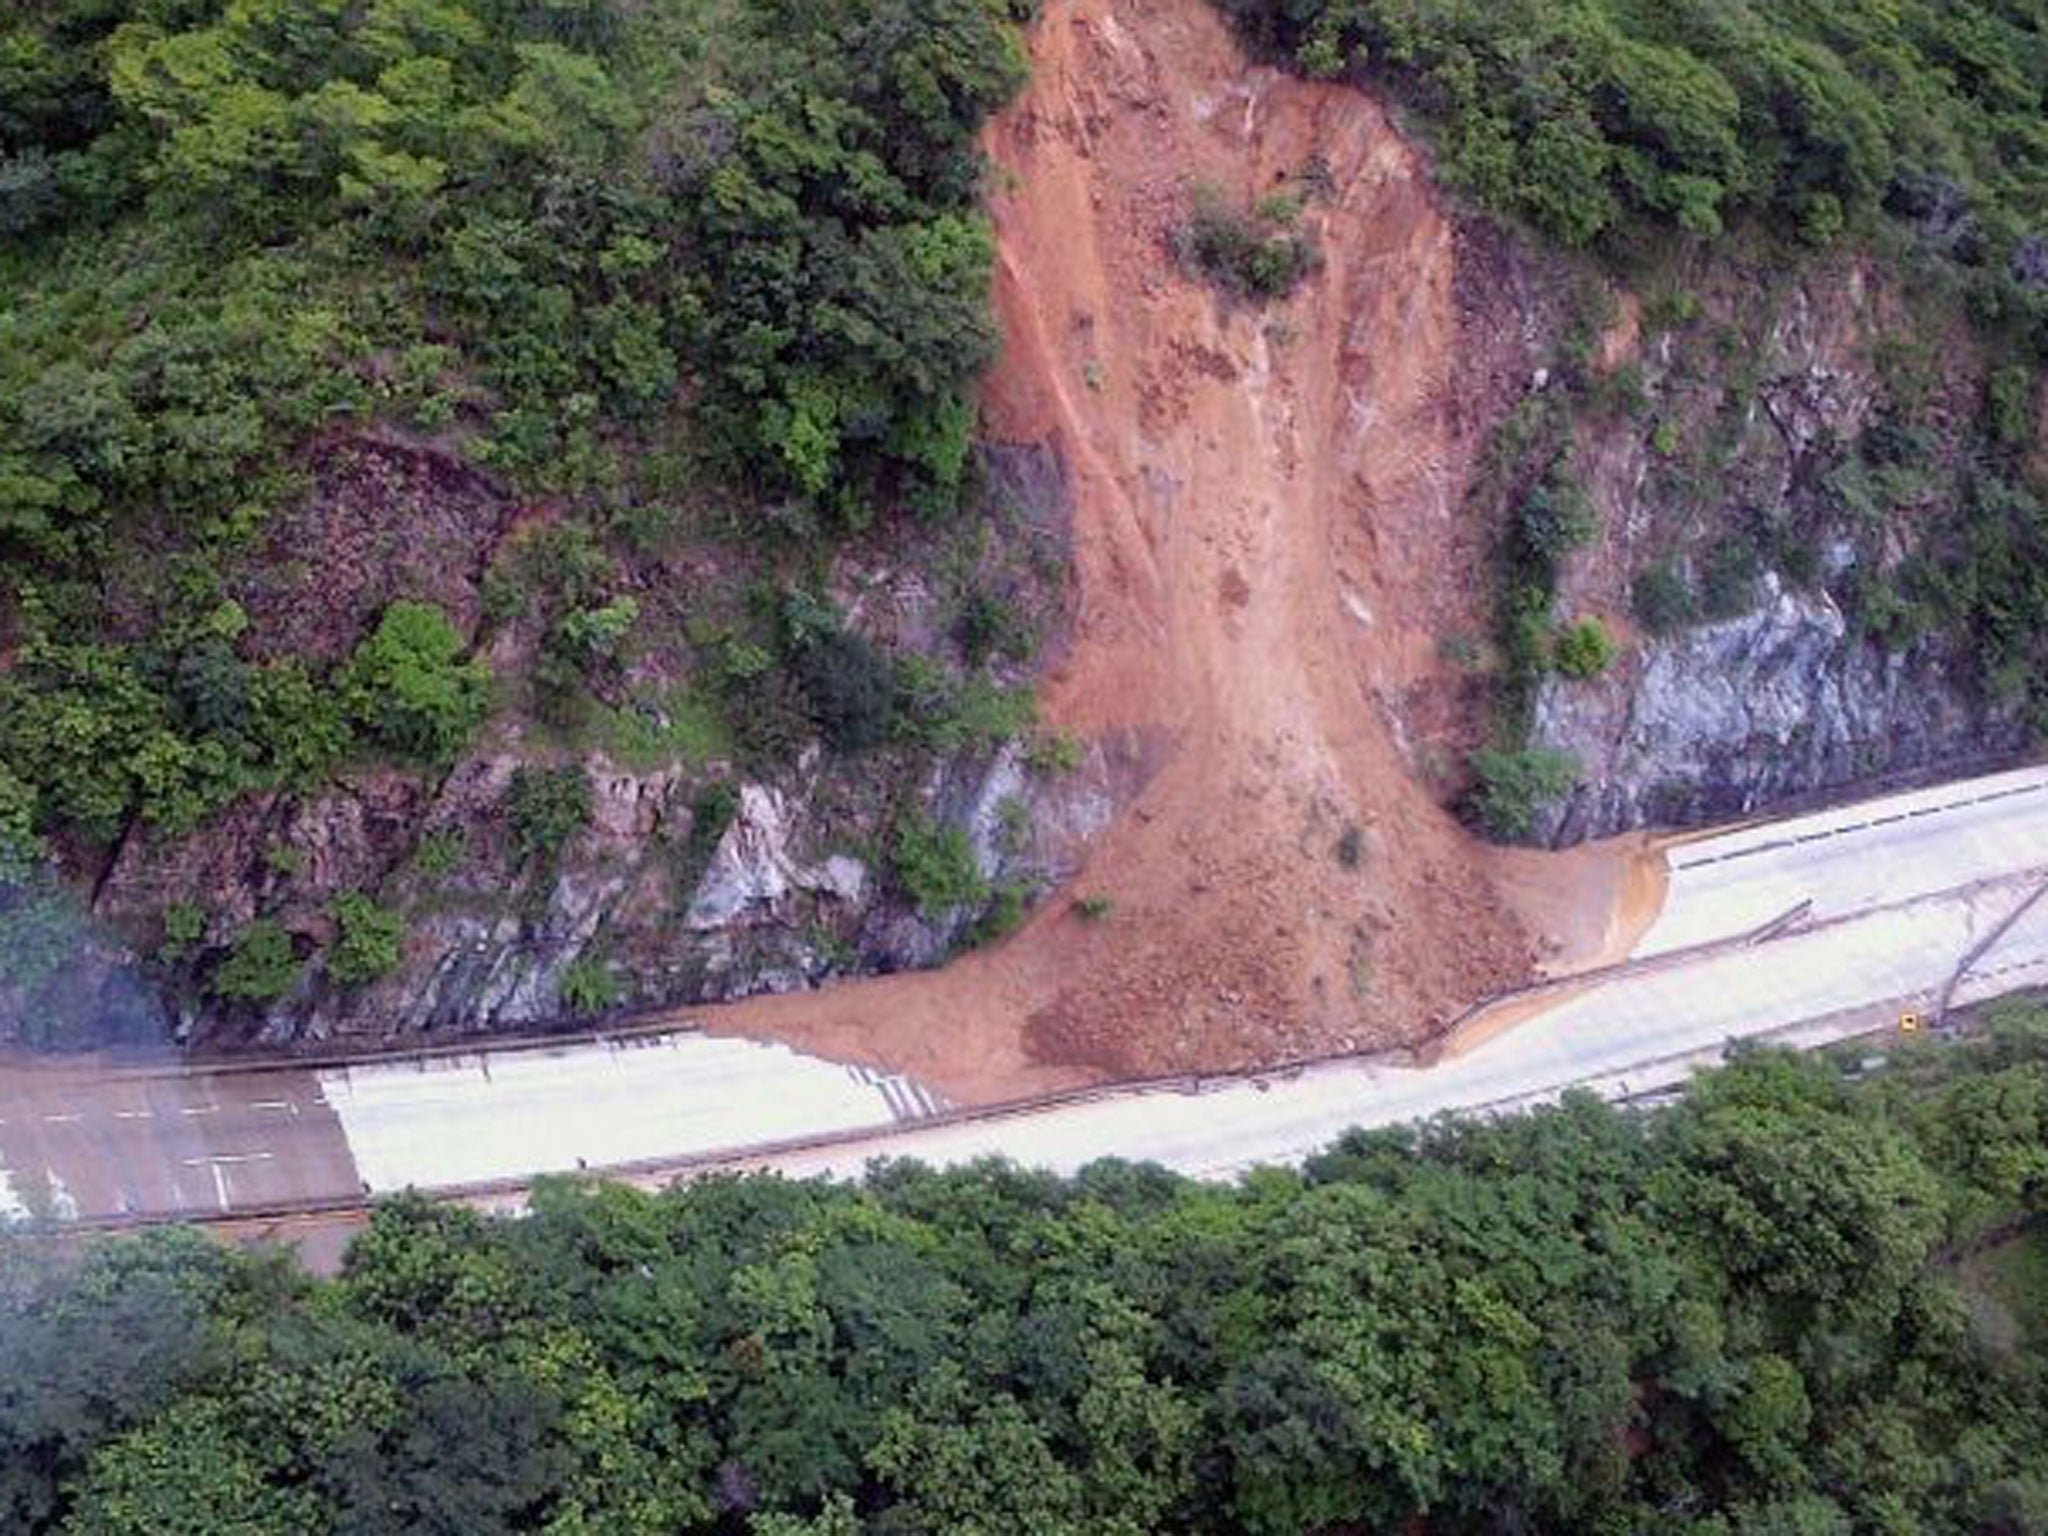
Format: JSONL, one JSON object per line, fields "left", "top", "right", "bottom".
{"left": 705, "top": 0, "right": 1645, "bottom": 1095}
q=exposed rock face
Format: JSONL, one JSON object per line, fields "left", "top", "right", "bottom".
{"left": 53, "top": 729, "right": 1122, "bottom": 1049}
{"left": 1532, "top": 574, "right": 2024, "bottom": 843}
{"left": 685, "top": 786, "right": 860, "bottom": 930}
{"left": 0, "top": 427, "right": 1101, "bottom": 1050}
{"left": 1525, "top": 256, "right": 2034, "bottom": 846}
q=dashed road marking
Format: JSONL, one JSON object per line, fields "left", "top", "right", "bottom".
{"left": 1674, "top": 781, "right": 2048, "bottom": 871}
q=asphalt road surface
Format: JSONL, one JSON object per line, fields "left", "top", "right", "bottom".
{"left": 0, "top": 1037, "right": 943, "bottom": 1223}
{"left": 7, "top": 764, "right": 2048, "bottom": 1224}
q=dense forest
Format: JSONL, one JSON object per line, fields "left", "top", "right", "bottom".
{"left": 5, "top": 1012, "right": 2048, "bottom": 1533}
{"left": 0, "top": 0, "right": 1027, "bottom": 846}
{"left": 1218, "top": 0, "right": 2048, "bottom": 303}
{"left": 0, "top": 0, "right": 1050, "bottom": 1028}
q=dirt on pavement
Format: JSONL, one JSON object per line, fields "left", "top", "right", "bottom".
{"left": 704, "top": 0, "right": 1644, "bottom": 1104}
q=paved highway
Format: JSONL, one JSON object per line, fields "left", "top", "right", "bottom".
{"left": 746, "top": 867, "right": 2048, "bottom": 1184}
{"left": 6, "top": 764, "right": 2048, "bottom": 1223}
{"left": 1633, "top": 766, "right": 2048, "bottom": 956}
{"left": 0, "top": 1037, "right": 944, "bottom": 1223}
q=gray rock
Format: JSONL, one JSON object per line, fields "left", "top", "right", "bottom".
{"left": 685, "top": 784, "right": 872, "bottom": 931}
{"left": 686, "top": 785, "right": 799, "bottom": 930}
{"left": 1532, "top": 573, "right": 2024, "bottom": 844}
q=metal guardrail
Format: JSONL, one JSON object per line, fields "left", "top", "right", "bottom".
{"left": 14, "top": 770, "right": 2048, "bottom": 1236}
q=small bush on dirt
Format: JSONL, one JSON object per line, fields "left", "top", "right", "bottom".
{"left": 1466, "top": 746, "right": 1578, "bottom": 842}
{"left": 1073, "top": 893, "right": 1115, "bottom": 921}
{"left": 342, "top": 601, "right": 491, "bottom": 766}
{"left": 1631, "top": 560, "right": 1698, "bottom": 635}
{"left": 1552, "top": 617, "right": 1618, "bottom": 678}
{"left": 1177, "top": 185, "right": 1318, "bottom": 301}
{"left": 212, "top": 919, "right": 299, "bottom": 1003}
{"left": 507, "top": 765, "right": 593, "bottom": 871}
{"left": 1027, "top": 731, "right": 1085, "bottom": 775}
{"left": 409, "top": 828, "right": 465, "bottom": 880}
{"left": 1335, "top": 825, "right": 1364, "bottom": 869}
{"left": 892, "top": 814, "right": 987, "bottom": 916}
{"left": 328, "top": 894, "right": 404, "bottom": 987}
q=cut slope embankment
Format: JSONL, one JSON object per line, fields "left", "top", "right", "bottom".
{"left": 705, "top": 0, "right": 1641, "bottom": 1100}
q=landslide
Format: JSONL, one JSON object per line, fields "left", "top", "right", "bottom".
{"left": 709, "top": 0, "right": 1628, "bottom": 1100}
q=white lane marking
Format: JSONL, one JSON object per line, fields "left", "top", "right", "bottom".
{"left": 180, "top": 1105, "right": 220, "bottom": 1117}
{"left": 40, "top": 1113, "right": 82, "bottom": 1124}
{"left": 248, "top": 1100, "right": 296, "bottom": 1113}
{"left": 1672, "top": 779, "right": 2048, "bottom": 870}
{"left": 179, "top": 1152, "right": 276, "bottom": 1166}
{"left": 113, "top": 1108, "right": 153, "bottom": 1120}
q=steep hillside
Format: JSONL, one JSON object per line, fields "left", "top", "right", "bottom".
{"left": 705, "top": 0, "right": 1643, "bottom": 1096}
{"left": 0, "top": 0, "right": 1086, "bottom": 1048}
{"left": 6, "top": 0, "right": 2043, "bottom": 1080}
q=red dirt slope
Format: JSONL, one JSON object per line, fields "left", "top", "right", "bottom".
{"left": 706, "top": 0, "right": 1623, "bottom": 1102}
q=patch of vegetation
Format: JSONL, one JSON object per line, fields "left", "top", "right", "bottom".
{"left": 891, "top": 814, "right": 987, "bottom": 916}
{"left": 1512, "top": 463, "right": 1599, "bottom": 569}
{"left": 1469, "top": 399, "right": 1598, "bottom": 796}
{"left": 341, "top": 602, "right": 491, "bottom": 767}
{"left": 1699, "top": 537, "right": 1763, "bottom": 621}
{"left": 156, "top": 901, "right": 204, "bottom": 964}
{"left": 995, "top": 796, "right": 1031, "bottom": 857}
{"left": 0, "top": 605, "right": 352, "bottom": 841}
{"left": 506, "top": 766, "right": 593, "bottom": 873}
{"left": 598, "top": 687, "right": 733, "bottom": 773}
{"left": 1465, "top": 745, "right": 1579, "bottom": 841}
{"left": 0, "top": 0, "right": 1034, "bottom": 865}
{"left": 16, "top": 1017, "right": 2048, "bottom": 1529}
{"left": 676, "top": 779, "right": 740, "bottom": 898}
{"left": 1072, "top": 893, "right": 1115, "bottom": 921}
{"left": 559, "top": 954, "right": 621, "bottom": 1016}
{"left": 792, "top": 623, "right": 906, "bottom": 755}
{"left": 952, "top": 587, "right": 1036, "bottom": 668}
{"left": 894, "top": 660, "right": 1035, "bottom": 755}
{"left": 1551, "top": 616, "right": 1618, "bottom": 678}
{"left": 327, "top": 894, "right": 404, "bottom": 988}
{"left": 1630, "top": 559, "right": 1698, "bottom": 636}
{"left": 1025, "top": 730, "right": 1085, "bottom": 776}
{"left": 966, "top": 881, "right": 1029, "bottom": 946}
{"left": 1218, "top": 0, "right": 2048, "bottom": 329}
{"left": 1960, "top": 1222, "right": 2048, "bottom": 1354}
{"left": 408, "top": 828, "right": 466, "bottom": 882}
{"left": 1176, "top": 183, "right": 1318, "bottom": 301}
{"left": 210, "top": 919, "right": 299, "bottom": 1004}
